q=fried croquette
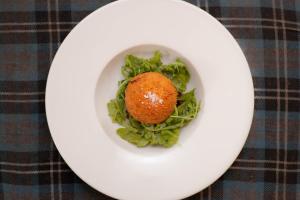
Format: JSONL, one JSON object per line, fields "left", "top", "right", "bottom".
{"left": 125, "top": 72, "right": 177, "bottom": 124}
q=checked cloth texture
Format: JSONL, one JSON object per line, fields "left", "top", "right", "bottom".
{"left": 0, "top": 0, "right": 299, "bottom": 199}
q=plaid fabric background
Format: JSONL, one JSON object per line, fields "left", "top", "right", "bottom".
{"left": 0, "top": 0, "right": 299, "bottom": 199}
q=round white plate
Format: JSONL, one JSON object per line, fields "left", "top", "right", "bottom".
{"left": 46, "top": 0, "right": 254, "bottom": 200}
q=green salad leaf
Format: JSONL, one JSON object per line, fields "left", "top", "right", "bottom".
{"left": 121, "top": 51, "right": 162, "bottom": 78}
{"left": 107, "top": 51, "right": 200, "bottom": 148}
{"left": 117, "top": 128, "right": 149, "bottom": 147}
{"left": 160, "top": 59, "right": 190, "bottom": 93}
{"left": 107, "top": 79, "right": 129, "bottom": 125}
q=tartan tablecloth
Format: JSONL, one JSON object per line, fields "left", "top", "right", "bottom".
{"left": 0, "top": 0, "right": 299, "bottom": 199}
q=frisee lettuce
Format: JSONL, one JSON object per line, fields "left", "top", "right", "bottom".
{"left": 107, "top": 51, "right": 200, "bottom": 148}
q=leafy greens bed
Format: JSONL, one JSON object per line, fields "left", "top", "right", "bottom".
{"left": 107, "top": 51, "right": 200, "bottom": 148}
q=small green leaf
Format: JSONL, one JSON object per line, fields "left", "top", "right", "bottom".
{"left": 159, "top": 129, "right": 180, "bottom": 147}
{"left": 160, "top": 59, "right": 190, "bottom": 93}
{"left": 117, "top": 128, "right": 149, "bottom": 147}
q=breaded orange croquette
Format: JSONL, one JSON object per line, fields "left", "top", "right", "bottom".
{"left": 125, "top": 72, "right": 177, "bottom": 124}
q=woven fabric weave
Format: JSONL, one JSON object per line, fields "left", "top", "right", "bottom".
{"left": 0, "top": 0, "right": 299, "bottom": 199}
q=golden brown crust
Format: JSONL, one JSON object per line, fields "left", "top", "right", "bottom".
{"left": 125, "top": 72, "right": 177, "bottom": 124}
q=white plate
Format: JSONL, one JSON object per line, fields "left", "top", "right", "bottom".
{"left": 46, "top": 0, "right": 254, "bottom": 200}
